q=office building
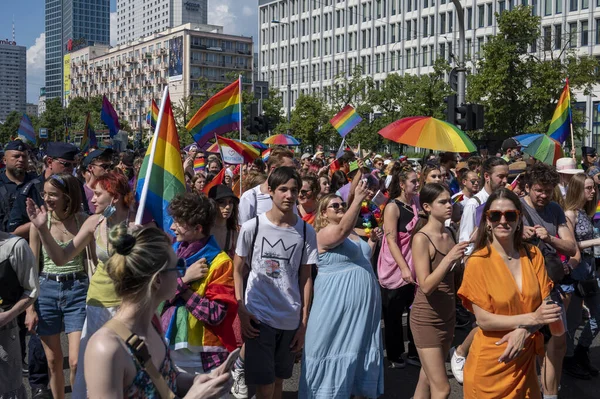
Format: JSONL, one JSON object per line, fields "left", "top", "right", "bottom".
{"left": 258, "top": 0, "right": 600, "bottom": 145}
{"left": 0, "top": 40, "right": 26, "bottom": 122}
{"left": 67, "top": 23, "right": 253, "bottom": 132}
{"left": 38, "top": 87, "right": 47, "bottom": 116}
{"left": 116, "top": 0, "right": 208, "bottom": 45}
{"left": 45, "top": 0, "right": 110, "bottom": 100}
{"left": 26, "top": 103, "right": 38, "bottom": 117}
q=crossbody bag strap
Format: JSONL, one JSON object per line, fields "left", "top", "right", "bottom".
{"left": 104, "top": 319, "right": 176, "bottom": 399}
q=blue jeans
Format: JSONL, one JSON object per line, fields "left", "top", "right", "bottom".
{"left": 35, "top": 275, "right": 88, "bottom": 336}
{"left": 565, "top": 278, "right": 600, "bottom": 357}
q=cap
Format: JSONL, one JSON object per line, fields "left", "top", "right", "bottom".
{"left": 508, "top": 161, "right": 527, "bottom": 177}
{"left": 208, "top": 184, "right": 239, "bottom": 203}
{"left": 4, "top": 139, "right": 28, "bottom": 152}
{"left": 301, "top": 153, "right": 311, "bottom": 160}
{"left": 586, "top": 165, "right": 600, "bottom": 178}
{"left": 582, "top": 146, "right": 597, "bottom": 156}
{"left": 501, "top": 138, "right": 521, "bottom": 151}
{"left": 556, "top": 157, "right": 583, "bottom": 175}
{"left": 374, "top": 154, "right": 383, "bottom": 160}
{"left": 46, "top": 142, "right": 79, "bottom": 161}
{"left": 83, "top": 148, "right": 114, "bottom": 168}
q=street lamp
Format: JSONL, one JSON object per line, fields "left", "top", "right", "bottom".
{"left": 271, "top": 19, "right": 291, "bottom": 134}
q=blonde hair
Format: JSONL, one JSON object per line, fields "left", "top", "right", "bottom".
{"left": 565, "top": 173, "right": 597, "bottom": 217}
{"left": 105, "top": 224, "right": 173, "bottom": 306}
{"left": 314, "top": 194, "right": 342, "bottom": 232}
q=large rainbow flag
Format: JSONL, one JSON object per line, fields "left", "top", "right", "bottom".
{"left": 135, "top": 88, "right": 186, "bottom": 234}
{"left": 17, "top": 114, "right": 36, "bottom": 144}
{"left": 330, "top": 105, "right": 362, "bottom": 137}
{"left": 147, "top": 99, "right": 159, "bottom": 130}
{"left": 547, "top": 79, "right": 571, "bottom": 144}
{"left": 186, "top": 79, "right": 241, "bottom": 147}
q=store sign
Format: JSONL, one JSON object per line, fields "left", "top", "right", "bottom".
{"left": 0, "top": 39, "right": 17, "bottom": 45}
{"left": 184, "top": 1, "right": 201, "bottom": 11}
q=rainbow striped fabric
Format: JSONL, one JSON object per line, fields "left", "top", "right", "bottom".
{"left": 203, "top": 168, "right": 225, "bottom": 194}
{"left": 594, "top": 200, "right": 600, "bottom": 221}
{"left": 194, "top": 157, "right": 205, "bottom": 174}
{"left": 330, "top": 105, "right": 362, "bottom": 137}
{"left": 547, "top": 79, "right": 571, "bottom": 144}
{"left": 262, "top": 148, "right": 271, "bottom": 162}
{"left": 186, "top": 79, "right": 241, "bottom": 147}
{"left": 17, "top": 114, "right": 35, "bottom": 144}
{"left": 147, "top": 99, "right": 159, "bottom": 130}
{"left": 217, "top": 136, "right": 259, "bottom": 164}
{"left": 135, "top": 90, "right": 186, "bottom": 234}
{"left": 101, "top": 95, "right": 121, "bottom": 137}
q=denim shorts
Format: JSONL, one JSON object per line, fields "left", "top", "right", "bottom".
{"left": 35, "top": 275, "right": 89, "bottom": 336}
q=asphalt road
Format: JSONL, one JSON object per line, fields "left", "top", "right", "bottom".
{"left": 23, "top": 319, "right": 600, "bottom": 398}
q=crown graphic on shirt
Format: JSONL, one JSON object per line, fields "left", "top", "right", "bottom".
{"left": 260, "top": 238, "right": 297, "bottom": 262}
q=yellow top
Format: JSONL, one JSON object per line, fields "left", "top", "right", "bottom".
{"left": 86, "top": 261, "right": 121, "bottom": 308}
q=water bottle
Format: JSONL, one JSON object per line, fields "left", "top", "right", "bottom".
{"left": 547, "top": 296, "right": 566, "bottom": 337}
{"left": 594, "top": 228, "right": 600, "bottom": 258}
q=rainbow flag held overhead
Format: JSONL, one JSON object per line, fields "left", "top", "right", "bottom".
{"left": 101, "top": 95, "right": 121, "bottom": 137}
{"left": 17, "top": 114, "right": 36, "bottom": 144}
{"left": 547, "top": 79, "right": 571, "bottom": 144}
{"left": 194, "top": 157, "right": 205, "bottom": 174}
{"left": 147, "top": 99, "right": 159, "bottom": 130}
{"left": 262, "top": 148, "right": 271, "bottom": 162}
{"left": 186, "top": 79, "right": 241, "bottom": 147}
{"left": 216, "top": 135, "right": 259, "bottom": 164}
{"left": 330, "top": 105, "right": 362, "bottom": 137}
{"left": 135, "top": 88, "right": 186, "bottom": 234}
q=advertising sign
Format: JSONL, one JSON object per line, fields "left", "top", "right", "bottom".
{"left": 63, "top": 54, "right": 71, "bottom": 99}
{"left": 168, "top": 36, "right": 183, "bottom": 82}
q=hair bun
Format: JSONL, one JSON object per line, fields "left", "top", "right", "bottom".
{"left": 108, "top": 223, "right": 136, "bottom": 256}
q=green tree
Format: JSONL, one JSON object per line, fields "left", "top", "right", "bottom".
{"left": 289, "top": 94, "right": 335, "bottom": 151}
{"left": 0, "top": 111, "right": 23, "bottom": 143}
{"left": 40, "top": 98, "right": 66, "bottom": 141}
{"left": 262, "top": 89, "right": 284, "bottom": 134}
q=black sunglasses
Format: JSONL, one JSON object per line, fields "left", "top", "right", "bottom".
{"left": 300, "top": 189, "right": 312, "bottom": 196}
{"left": 486, "top": 210, "right": 520, "bottom": 223}
{"left": 328, "top": 202, "right": 347, "bottom": 210}
{"left": 162, "top": 258, "right": 186, "bottom": 277}
{"left": 92, "top": 163, "right": 112, "bottom": 170}
{"left": 56, "top": 159, "right": 76, "bottom": 167}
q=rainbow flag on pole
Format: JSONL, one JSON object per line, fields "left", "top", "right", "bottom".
{"left": 17, "top": 114, "right": 36, "bottom": 144}
{"left": 547, "top": 79, "right": 571, "bottom": 145}
{"left": 186, "top": 79, "right": 241, "bottom": 147}
{"left": 330, "top": 105, "right": 362, "bottom": 137}
{"left": 147, "top": 99, "right": 159, "bottom": 130}
{"left": 101, "top": 95, "right": 121, "bottom": 137}
{"left": 135, "top": 87, "right": 186, "bottom": 233}
{"left": 216, "top": 135, "right": 259, "bottom": 164}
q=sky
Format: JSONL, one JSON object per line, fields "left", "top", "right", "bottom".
{"left": 0, "top": 0, "right": 259, "bottom": 104}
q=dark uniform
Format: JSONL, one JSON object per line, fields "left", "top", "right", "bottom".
{"left": 582, "top": 146, "right": 597, "bottom": 172}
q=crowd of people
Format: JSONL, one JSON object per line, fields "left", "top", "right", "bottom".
{"left": 0, "top": 136, "right": 597, "bottom": 399}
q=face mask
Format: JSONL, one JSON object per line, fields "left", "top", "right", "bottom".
{"left": 102, "top": 199, "right": 116, "bottom": 219}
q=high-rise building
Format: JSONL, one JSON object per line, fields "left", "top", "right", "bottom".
{"left": 116, "top": 0, "right": 208, "bottom": 45}
{"left": 38, "top": 87, "right": 47, "bottom": 116}
{"left": 258, "top": 0, "right": 600, "bottom": 145}
{"left": 0, "top": 39, "right": 26, "bottom": 122}
{"left": 45, "top": 0, "right": 110, "bottom": 100}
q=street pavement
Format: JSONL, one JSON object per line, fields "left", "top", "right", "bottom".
{"left": 24, "top": 320, "right": 600, "bottom": 398}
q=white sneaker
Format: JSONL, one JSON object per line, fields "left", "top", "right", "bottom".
{"left": 450, "top": 347, "right": 465, "bottom": 384}
{"left": 230, "top": 366, "right": 248, "bottom": 399}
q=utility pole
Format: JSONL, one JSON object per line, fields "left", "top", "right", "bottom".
{"left": 451, "top": 0, "right": 466, "bottom": 106}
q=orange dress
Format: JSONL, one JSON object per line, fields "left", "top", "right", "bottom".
{"left": 458, "top": 245, "right": 552, "bottom": 399}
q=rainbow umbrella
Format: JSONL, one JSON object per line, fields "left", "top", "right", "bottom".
{"left": 263, "top": 134, "right": 301, "bottom": 146}
{"left": 250, "top": 141, "right": 268, "bottom": 150}
{"left": 378, "top": 116, "right": 477, "bottom": 153}
{"left": 513, "top": 133, "right": 563, "bottom": 165}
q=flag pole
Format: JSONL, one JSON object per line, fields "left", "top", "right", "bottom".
{"left": 238, "top": 75, "right": 243, "bottom": 197}
{"left": 135, "top": 85, "right": 169, "bottom": 225}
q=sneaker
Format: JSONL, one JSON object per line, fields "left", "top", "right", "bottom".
{"left": 449, "top": 347, "right": 465, "bottom": 384}
{"left": 21, "top": 359, "right": 28, "bottom": 376}
{"left": 388, "top": 358, "right": 406, "bottom": 369}
{"left": 563, "top": 356, "right": 591, "bottom": 380}
{"left": 230, "top": 367, "right": 248, "bottom": 399}
{"left": 406, "top": 354, "right": 421, "bottom": 367}
{"left": 575, "top": 345, "right": 599, "bottom": 377}
{"left": 31, "top": 388, "right": 53, "bottom": 399}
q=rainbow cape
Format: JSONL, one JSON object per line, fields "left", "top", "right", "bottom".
{"left": 547, "top": 79, "right": 571, "bottom": 144}
{"left": 194, "top": 157, "right": 205, "bottom": 174}
{"left": 160, "top": 236, "right": 237, "bottom": 370}
{"left": 217, "top": 135, "right": 259, "bottom": 163}
{"left": 17, "top": 114, "right": 35, "bottom": 145}
{"left": 186, "top": 79, "right": 241, "bottom": 147}
{"left": 330, "top": 105, "right": 362, "bottom": 137}
{"left": 135, "top": 90, "right": 186, "bottom": 234}
{"left": 147, "top": 99, "right": 159, "bottom": 130}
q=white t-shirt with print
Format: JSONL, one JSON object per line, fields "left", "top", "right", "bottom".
{"left": 236, "top": 213, "right": 318, "bottom": 330}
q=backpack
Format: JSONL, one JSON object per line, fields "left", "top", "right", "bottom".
{"left": 248, "top": 216, "right": 307, "bottom": 270}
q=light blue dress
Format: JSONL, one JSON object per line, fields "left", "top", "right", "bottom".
{"left": 299, "top": 237, "right": 384, "bottom": 398}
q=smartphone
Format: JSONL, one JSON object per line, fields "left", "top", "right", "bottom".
{"left": 220, "top": 348, "right": 241, "bottom": 374}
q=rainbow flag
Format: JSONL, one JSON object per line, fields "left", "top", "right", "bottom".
{"left": 80, "top": 113, "right": 92, "bottom": 152}
{"left": 186, "top": 79, "right": 241, "bottom": 147}
{"left": 594, "top": 200, "right": 600, "bottom": 221}
{"left": 147, "top": 99, "right": 159, "bottom": 130}
{"left": 452, "top": 193, "right": 464, "bottom": 204}
{"left": 262, "top": 148, "right": 271, "bottom": 162}
{"left": 330, "top": 105, "right": 362, "bottom": 137}
{"left": 101, "top": 95, "right": 121, "bottom": 137}
{"left": 547, "top": 79, "right": 571, "bottom": 144}
{"left": 216, "top": 136, "right": 259, "bottom": 164}
{"left": 509, "top": 174, "right": 521, "bottom": 191}
{"left": 194, "top": 157, "right": 205, "bottom": 174}
{"left": 17, "top": 114, "right": 35, "bottom": 144}
{"left": 203, "top": 167, "right": 226, "bottom": 194}
{"left": 135, "top": 89, "right": 186, "bottom": 234}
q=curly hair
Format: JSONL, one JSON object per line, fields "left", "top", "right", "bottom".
{"left": 168, "top": 192, "right": 216, "bottom": 235}
{"left": 527, "top": 162, "right": 560, "bottom": 188}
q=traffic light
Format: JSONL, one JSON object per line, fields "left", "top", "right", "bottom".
{"left": 457, "top": 103, "right": 474, "bottom": 131}
{"left": 444, "top": 95, "right": 457, "bottom": 126}
{"left": 255, "top": 116, "right": 268, "bottom": 134}
{"left": 473, "top": 104, "right": 484, "bottom": 130}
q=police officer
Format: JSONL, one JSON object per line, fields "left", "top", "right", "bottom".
{"left": 8, "top": 142, "right": 88, "bottom": 238}
{"left": 0, "top": 140, "right": 37, "bottom": 232}
{"left": 581, "top": 146, "right": 598, "bottom": 172}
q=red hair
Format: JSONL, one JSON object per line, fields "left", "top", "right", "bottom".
{"left": 91, "top": 171, "right": 134, "bottom": 208}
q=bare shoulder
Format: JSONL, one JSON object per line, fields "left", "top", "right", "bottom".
{"left": 86, "top": 327, "right": 124, "bottom": 362}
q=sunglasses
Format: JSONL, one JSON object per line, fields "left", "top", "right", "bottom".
{"left": 328, "top": 202, "right": 347, "bottom": 210}
{"left": 162, "top": 258, "right": 186, "bottom": 277}
{"left": 469, "top": 179, "right": 480, "bottom": 185}
{"left": 486, "top": 210, "right": 521, "bottom": 223}
{"left": 300, "top": 189, "right": 312, "bottom": 196}
{"left": 55, "top": 159, "right": 76, "bottom": 167}
{"left": 92, "top": 163, "right": 112, "bottom": 170}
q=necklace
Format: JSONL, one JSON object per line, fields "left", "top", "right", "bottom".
{"left": 50, "top": 214, "right": 70, "bottom": 236}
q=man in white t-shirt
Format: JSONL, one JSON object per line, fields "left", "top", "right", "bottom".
{"left": 234, "top": 166, "right": 318, "bottom": 399}
{"left": 238, "top": 147, "right": 295, "bottom": 225}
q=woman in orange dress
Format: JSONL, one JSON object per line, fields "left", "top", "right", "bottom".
{"left": 458, "top": 188, "right": 563, "bottom": 398}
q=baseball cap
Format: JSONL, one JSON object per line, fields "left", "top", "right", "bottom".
{"left": 501, "top": 138, "right": 521, "bottom": 151}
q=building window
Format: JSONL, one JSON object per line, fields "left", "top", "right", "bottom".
{"left": 583, "top": 0, "right": 589, "bottom": 8}
{"left": 422, "top": 46, "right": 428, "bottom": 66}
{"left": 582, "top": 20, "right": 589, "bottom": 46}
{"left": 478, "top": 5, "right": 485, "bottom": 27}
{"left": 544, "top": 0, "right": 552, "bottom": 14}
{"left": 376, "top": 54, "right": 381, "bottom": 73}
{"left": 467, "top": 8, "right": 472, "bottom": 30}
{"left": 554, "top": 24, "right": 561, "bottom": 49}
{"left": 391, "top": 52, "right": 396, "bottom": 70}
{"left": 440, "top": 13, "right": 446, "bottom": 34}
{"left": 407, "top": 20, "right": 412, "bottom": 40}
{"left": 406, "top": 49, "right": 411, "bottom": 69}
{"left": 466, "top": 38, "right": 472, "bottom": 58}
{"left": 569, "top": 22, "right": 577, "bottom": 47}
{"left": 499, "top": 0, "right": 506, "bottom": 14}
{"left": 569, "top": 0, "right": 577, "bottom": 10}
{"left": 407, "top": 0, "right": 412, "bottom": 12}
{"left": 448, "top": 11, "right": 453, "bottom": 33}
{"left": 391, "top": 24, "right": 396, "bottom": 42}
{"left": 423, "top": 17, "right": 428, "bottom": 37}
{"left": 477, "top": 37, "right": 484, "bottom": 57}
{"left": 556, "top": 0, "right": 562, "bottom": 13}
{"left": 543, "top": 26, "right": 552, "bottom": 50}
{"left": 596, "top": 18, "right": 600, "bottom": 45}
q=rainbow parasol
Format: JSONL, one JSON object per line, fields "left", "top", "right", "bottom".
{"left": 250, "top": 141, "right": 268, "bottom": 150}
{"left": 378, "top": 116, "right": 477, "bottom": 153}
{"left": 513, "top": 133, "right": 563, "bottom": 165}
{"left": 263, "top": 134, "right": 301, "bottom": 146}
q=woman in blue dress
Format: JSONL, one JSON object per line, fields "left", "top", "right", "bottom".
{"left": 299, "top": 179, "right": 384, "bottom": 398}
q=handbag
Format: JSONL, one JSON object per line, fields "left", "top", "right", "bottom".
{"left": 522, "top": 208, "right": 565, "bottom": 283}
